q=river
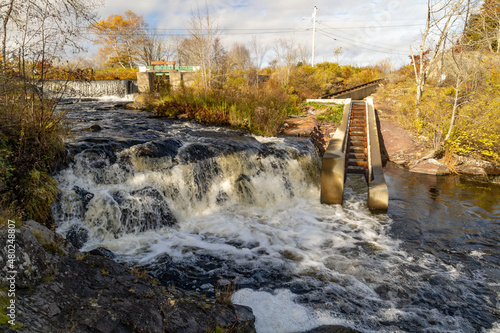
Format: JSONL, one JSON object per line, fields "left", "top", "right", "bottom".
{"left": 52, "top": 98, "right": 500, "bottom": 333}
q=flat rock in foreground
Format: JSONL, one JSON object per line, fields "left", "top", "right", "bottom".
{"left": 0, "top": 221, "right": 256, "bottom": 333}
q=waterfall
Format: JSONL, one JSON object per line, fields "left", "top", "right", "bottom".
{"left": 43, "top": 79, "right": 138, "bottom": 98}
{"left": 53, "top": 133, "right": 321, "bottom": 243}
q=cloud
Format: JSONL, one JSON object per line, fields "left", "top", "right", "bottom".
{"left": 96, "top": 0, "right": 429, "bottom": 67}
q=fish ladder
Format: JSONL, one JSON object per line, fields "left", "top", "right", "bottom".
{"left": 320, "top": 98, "right": 388, "bottom": 211}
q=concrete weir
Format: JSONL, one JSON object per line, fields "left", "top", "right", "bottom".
{"left": 316, "top": 97, "right": 388, "bottom": 211}
{"left": 43, "top": 79, "right": 138, "bottom": 98}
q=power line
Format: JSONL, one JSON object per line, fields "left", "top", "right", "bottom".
{"left": 319, "top": 23, "right": 424, "bottom": 29}
{"left": 317, "top": 30, "right": 408, "bottom": 56}
{"left": 317, "top": 21, "right": 412, "bottom": 50}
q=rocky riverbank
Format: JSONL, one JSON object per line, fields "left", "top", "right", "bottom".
{"left": 0, "top": 220, "right": 256, "bottom": 333}
{"left": 376, "top": 113, "right": 500, "bottom": 182}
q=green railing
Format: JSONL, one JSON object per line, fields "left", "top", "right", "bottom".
{"left": 145, "top": 65, "right": 196, "bottom": 72}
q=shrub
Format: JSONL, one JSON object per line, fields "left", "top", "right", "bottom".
{"left": 0, "top": 72, "right": 67, "bottom": 226}
{"left": 151, "top": 78, "right": 297, "bottom": 136}
{"left": 313, "top": 103, "right": 344, "bottom": 125}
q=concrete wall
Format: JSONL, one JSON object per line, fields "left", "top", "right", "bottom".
{"left": 137, "top": 71, "right": 196, "bottom": 91}
{"left": 320, "top": 100, "right": 352, "bottom": 205}
{"left": 366, "top": 97, "right": 389, "bottom": 211}
{"left": 332, "top": 83, "right": 381, "bottom": 100}
{"left": 181, "top": 72, "right": 196, "bottom": 87}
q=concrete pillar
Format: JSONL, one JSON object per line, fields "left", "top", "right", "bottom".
{"left": 137, "top": 72, "right": 154, "bottom": 93}
{"left": 321, "top": 146, "right": 346, "bottom": 204}
{"left": 181, "top": 72, "right": 196, "bottom": 87}
{"left": 169, "top": 71, "right": 182, "bottom": 87}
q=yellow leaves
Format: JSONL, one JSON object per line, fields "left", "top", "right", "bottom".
{"left": 93, "top": 10, "right": 146, "bottom": 33}
{"left": 90, "top": 10, "right": 148, "bottom": 68}
{"left": 443, "top": 86, "right": 456, "bottom": 96}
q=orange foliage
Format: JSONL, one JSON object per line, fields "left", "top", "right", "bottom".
{"left": 409, "top": 49, "right": 431, "bottom": 74}
{"left": 91, "top": 10, "right": 148, "bottom": 68}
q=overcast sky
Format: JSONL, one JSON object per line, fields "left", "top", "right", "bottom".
{"left": 95, "top": 0, "right": 431, "bottom": 69}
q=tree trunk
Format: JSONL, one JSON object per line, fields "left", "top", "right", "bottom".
{"left": 445, "top": 87, "right": 460, "bottom": 142}
{"left": 2, "top": 0, "right": 15, "bottom": 71}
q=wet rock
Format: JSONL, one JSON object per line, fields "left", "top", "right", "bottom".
{"left": 0, "top": 223, "right": 57, "bottom": 288}
{"left": 135, "top": 138, "right": 182, "bottom": 159}
{"left": 66, "top": 225, "right": 89, "bottom": 249}
{"left": 86, "top": 124, "right": 102, "bottom": 132}
{"left": 454, "top": 155, "right": 500, "bottom": 179}
{"left": 216, "top": 191, "right": 229, "bottom": 204}
{"left": 304, "top": 325, "right": 362, "bottom": 333}
{"left": 178, "top": 142, "right": 218, "bottom": 163}
{"left": 111, "top": 187, "right": 176, "bottom": 235}
{"left": 73, "top": 185, "right": 94, "bottom": 208}
{"left": 456, "top": 165, "right": 488, "bottom": 177}
{"left": 79, "top": 145, "right": 118, "bottom": 166}
{"left": 409, "top": 158, "right": 450, "bottom": 175}
{"left": 88, "top": 247, "right": 116, "bottom": 259}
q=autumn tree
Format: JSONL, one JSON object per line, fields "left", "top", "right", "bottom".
{"left": 91, "top": 10, "right": 149, "bottom": 68}
{"left": 1, "top": 0, "right": 99, "bottom": 73}
{"left": 272, "top": 35, "right": 299, "bottom": 86}
{"left": 0, "top": 0, "right": 101, "bottom": 224}
{"left": 463, "top": 0, "right": 500, "bottom": 52}
{"left": 139, "top": 30, "right": 176, "bottom": 66}
{"left": 249, "top": 36, "right": 268, "bottom": 87}
{"left": 227, "top": 43, "right": 250, "bottom": 71}
{"left": 410, "top": 0, "right": 472, "bottom": 122}
{"left": 297, "top": 43, "right": 311, "bottom": 66}
{"left": 1, "top": 0, "right": 15, "bottom": 71}
{"left": 180, "top": 3, "right": 222, "bottom": 93}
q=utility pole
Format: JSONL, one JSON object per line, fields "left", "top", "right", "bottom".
{"left": 312, "top": 6, "right": 317, "bottom": 66}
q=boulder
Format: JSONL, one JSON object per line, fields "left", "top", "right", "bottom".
{"left": 409, "top": 158, "right": 450, "bottom": 175}
{"left": 0, "top": 222, "right": 59, "bottom": 288}
{"left": 66, "top": 224, "right": 89, "bottom": 249}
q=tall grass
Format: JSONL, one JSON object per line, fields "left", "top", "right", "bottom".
{"left": 0, "top": 71, "right": 67, "bottom": 226}
{"left": 152, "top": 79, "right": 298, "bottom": 136}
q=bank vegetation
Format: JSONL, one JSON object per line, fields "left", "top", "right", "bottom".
{"left": 0, "top": 0, "right": 100, "bottom": 225}
{"left": 376, "top": 0, "right": 500, "bottom": 165}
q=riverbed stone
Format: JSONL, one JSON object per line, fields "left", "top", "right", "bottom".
{"left": 88, "top": 246, "right": 116, "bottom": 259}
{"left": 66, "top": 224, "right": 89, "bottom": 249}
{"left": 87, "top": 124, "right": 102, "bottom": 132}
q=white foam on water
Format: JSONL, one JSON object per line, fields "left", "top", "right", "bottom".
{"left": 232, "top": 288, "right": 360, "bottom": 333}
{"left": 95, "top": 94, "right": 136, "bottom": 102}
{"left": 484, "top": 322, "right": 500, "bottom": 333}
